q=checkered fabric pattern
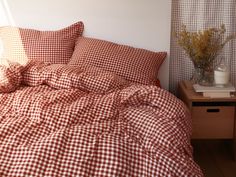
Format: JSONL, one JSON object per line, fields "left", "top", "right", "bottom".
{"left": 23, "top": 63, "right": 128, "bottom": 94}
{"left": 0, "top": 62, "right": 23, "bottom": 93}
{"left": 0, "top": 64, "right": 203, "bottom": 176}
{"left": 0, "top": 21, "right": 84, "bottom": 65}
{"left": 170, "top": 0, "right": 236, "bottom": 94}
{"left": 69, "top": 37, "right": 167, "bottom": 86}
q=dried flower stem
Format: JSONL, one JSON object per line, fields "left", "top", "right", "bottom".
{"left": 175, "top": 24, "right": 236, "bottom": 70}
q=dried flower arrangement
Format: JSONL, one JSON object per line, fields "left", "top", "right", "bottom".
{"left": 175, "top": 24, "right": 236, "bottom": 70}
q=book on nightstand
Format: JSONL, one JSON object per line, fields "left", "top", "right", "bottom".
{"left": 193, "top": 83, "right": 236, "bottom": 98}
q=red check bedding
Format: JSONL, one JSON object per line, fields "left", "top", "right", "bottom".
{"left": 0, "top": 63, "right": 203, "bottom": 176}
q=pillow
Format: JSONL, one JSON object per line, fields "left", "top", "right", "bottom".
{"left": 0, "top": 62, "right": 24, "bottom": 93}
{"left": 0, "top": 21, "right": 84, "bottom": 65}
{"left": 68, "top": 37, "right": 167, "bottom": 85}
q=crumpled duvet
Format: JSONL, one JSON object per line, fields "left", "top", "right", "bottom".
{"left": 0, "top": 63, "right": 203, "bottom": 176}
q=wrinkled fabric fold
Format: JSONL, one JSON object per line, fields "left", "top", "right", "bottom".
{"left": 0, "top": 62, "right": 203, "bottom": 176}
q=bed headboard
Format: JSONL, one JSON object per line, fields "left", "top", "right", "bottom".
{"left": 1, "top": 0, "right": 171, "bottom": 90}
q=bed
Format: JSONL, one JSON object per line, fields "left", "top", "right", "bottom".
{"left": 0, "top": 22, "right": 203, "bottom": 176}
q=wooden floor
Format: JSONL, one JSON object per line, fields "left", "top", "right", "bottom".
{"left": 192, "top": 140, "right": 236, "bottom": 177}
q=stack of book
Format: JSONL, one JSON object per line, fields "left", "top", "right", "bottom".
{"left": 193, "top": 83, "right": 236, "bottom": 98}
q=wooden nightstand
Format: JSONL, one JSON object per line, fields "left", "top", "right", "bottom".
{"left": 178, "top": 80, "right": 236, "bottom": 159}
{"left": 178, "top": 80, "right": 236, "bottom": 139}
{"left": 178, "top": 81, "right": 236, "bottom": 160}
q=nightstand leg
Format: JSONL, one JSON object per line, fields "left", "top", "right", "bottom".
{"left": 234, "top": 139, "right": 236, "bottom": 160}
{"left": 234, "top": 114, "right": 236, "bottom": 161}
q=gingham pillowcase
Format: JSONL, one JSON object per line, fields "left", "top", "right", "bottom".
{"left": 68, "top": 37, "right": 167, "bottom": 86}
{"left": 23, "top": 63, "right": 128, "bottom": 93}
{"left": 0, "top": 21, "right": 84, "bottom": 65}
{"left": 0, "top": 62, "right": 24, "bottom": 93}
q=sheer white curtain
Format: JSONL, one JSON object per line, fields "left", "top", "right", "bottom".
{"left": 0, "top": 0, "right": 14, "bottom": 26}
{"left": 169, "top": 0, "right": 236, "bottom": 94}
{"left": 0, "top": 0, "right": 15, "bottom": 57}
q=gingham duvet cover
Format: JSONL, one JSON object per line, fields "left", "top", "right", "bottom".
{"left": 0, "top": 63, "right": 203, "bottom": 176}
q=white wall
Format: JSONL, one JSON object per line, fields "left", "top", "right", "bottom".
{"left": 2, "top": 0, "right": 172, "bottom": 89}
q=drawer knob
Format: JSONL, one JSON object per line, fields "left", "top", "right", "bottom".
{"left": 207, "top": 108, "right": 220, "bottom": 113}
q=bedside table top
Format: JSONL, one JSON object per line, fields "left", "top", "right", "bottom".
{"left": 179, "top": 80, "right": 236, "bottom": 102}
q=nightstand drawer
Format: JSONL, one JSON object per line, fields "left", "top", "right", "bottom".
{"left": 192, "top": 106, "right": 235, "bottom": 139}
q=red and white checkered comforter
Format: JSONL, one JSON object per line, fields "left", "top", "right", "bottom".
{"left": 0, "top": 63, "right": 203, "bottom": 176}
